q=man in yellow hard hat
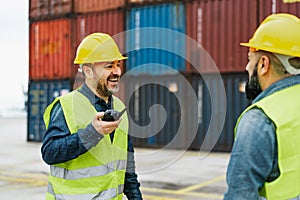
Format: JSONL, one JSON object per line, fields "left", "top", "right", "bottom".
{"left": 41, "top": 33, "right": 143, "bottom": 199}
{"left": 224, "top": 13, "right": 300, "bottom": 199}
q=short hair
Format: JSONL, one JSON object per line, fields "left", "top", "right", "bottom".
{"left": 289, "top": 57, "right": 300, "bottom": 70}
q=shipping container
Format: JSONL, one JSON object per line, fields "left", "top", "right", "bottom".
{"left": 30, "top": 0, "right": 49, "bottom": 19}
{"left": 29, "top": 0, "right": 72, "bottom": 20}
{"left": 75, "top": 10, "right": 126, "bottom": 58}
{"left": 128, "top": 0, "right": 173, "bottom": 6}
{"left": 27, "top": 79, "right": 71, "bottom": 142}
{"left": 186, "top": 0, "right": 258, "bottom": 73}
{"left": 71, "top": 10, "right": 126, "bottom": 89}
{"left": 74, "top": 0, "right": 126, "bottom": 14}
{"left": 122, "top": 73, "right": 193, "bottom": 149}
{"left": 126, "top": 3, "right": 186, "bottom": 75}
{"left": 188, "top": 73, "right": 250, "bottom": 151}
{"left": 259, "top": 0, "right": 300, "bottom": 22}
{"left": 29, "top": 18, "right": 76, "bottom": 80}
{"left": 122, "top": 73, "right": 250, "bottom": 151}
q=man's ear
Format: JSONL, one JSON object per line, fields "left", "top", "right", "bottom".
{"left": 83, "top": 65, "right": 93, "bottom": 78}
{"left": 259, "top": 55, "right": 271, "bottom": 75}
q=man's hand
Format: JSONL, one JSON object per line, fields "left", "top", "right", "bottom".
{"left": 92, "top": 112, "right": 121, "bottom": 135}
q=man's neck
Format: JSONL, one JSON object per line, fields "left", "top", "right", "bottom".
{"left": 85, "top": 81, "right": 109, "bottom": 103}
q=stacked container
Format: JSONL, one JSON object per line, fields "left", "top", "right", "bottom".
{"left": 28, "top": 0, "right": 300, "bottom": 151}
{"left": 184, "top": 0, "right": 256, "bottom": 151}
{"left": 186, "top": 0, "right": 299, "bottom": 151}
{"left": 126, "top": 2, "right": 186, "bottom": 75}
{"left": 28, "top": 0, "right": 127, "bottom": 142}
{"left": 186, "top": 0, "right": 258, "bottom": 73}
{"left": 123, "top": 0, "right": 249, "bottom": 151}
{"left": 28, "top": 0, "right": 74, "bottom": 142}
{"left": 123, "top": 0, "right": 300, "bottom": 152}
{"left": 124, "top": 1, "right": 191, "bottom": 149}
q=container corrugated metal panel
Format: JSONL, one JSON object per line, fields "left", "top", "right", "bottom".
{"left": 74, "top": 0, "right": 125, "bottom": 14}
{"left": 122, "top": 74, "right": 191, "bottom": 149}
{"left": 75, "top": 10, "right": 125, "bottom": 59}
{"left": 29, "top": 0, "right": 72, "bottom": 20}
{"left": 129, "top": 0, "right": 164, "bottom": 3}
{"left": 30, "top": 0, "right": 49, "bottom": 19}
{"left": 128, "top": 0, "right": 169, "bottom": 5}
{"left": 29, "top": 19, "right": 75, "bottom": 80}
{"left": 276, "top": 0, "right": 300, "bottom": 16}
{"left": 122, "top": 73, "right": 249, "bottom": 151}
{"left": 189, "top": 73, "right": 250, "bottom": 151}
{"left": 49, "top": 0, "right": 72, "bottom": 15}
{"left": 259, "top": 0, "right": 300, "bottom": 22}
{"left": 258, "top": 0, "right": 273, "bottom": 21}
{"left": 126, "top": 3, "right": 186, "bottom": 75}
{"left": 186, "top": 0, "right": 258, "bottom": 73}
{"left": 27, "top": 80, "right": 71, "bottom": 142}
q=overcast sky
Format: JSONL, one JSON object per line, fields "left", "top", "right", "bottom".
{"left": 0, "top": 1, "right": 29, "bottom": 110}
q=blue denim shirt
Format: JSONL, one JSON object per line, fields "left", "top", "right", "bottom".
{"left": 224, "top": 75, "right": 300, "bottom": 200}
{"left": 41, "top": 83, "right": 142, "bottom": 199}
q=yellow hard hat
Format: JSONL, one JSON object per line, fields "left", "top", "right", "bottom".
{"left": 74, "top": 33, "right": 127, "bottom": 64}
{"left": 241, "top": 13, "right": 300, "bottom": 57}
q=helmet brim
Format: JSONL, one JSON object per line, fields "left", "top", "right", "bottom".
{"left": 240, "top": 42, "right": 250, "bottom": 47}
{"left": 74, "top": 55, "right": 128, "bottom": 64}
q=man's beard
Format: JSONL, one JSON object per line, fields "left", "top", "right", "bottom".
{"left": 245, "top": 63, "right": 262, "bottom": 101}
{"left": 96, "top": 79, "right": 120, "bottom": 97}
{"left": 96, "top": 83, "right": 114, "bottom": 97}
{"left": 93, "top": 72, "right": 120, "bottom": 97}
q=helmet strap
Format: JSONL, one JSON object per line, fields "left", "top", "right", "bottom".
{"left": 273, "top": 53, "right": 300, "bottom": 75}
{"left": 78, "top": 64, "right": 83, "bottom": 73}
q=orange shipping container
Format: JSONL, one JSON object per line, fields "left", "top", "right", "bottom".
{"left": 74, "top": 0, "right": 126, "bottom": 14}
{"left": 29, "top": 0, "right": 72, "bottom": 20}
{"left": 29, "top": 19, "right": 75, "bottom": 80}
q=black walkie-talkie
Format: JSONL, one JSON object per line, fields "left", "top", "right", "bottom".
{"left": 102, "top": 107, "right": 127, "bottom": 121}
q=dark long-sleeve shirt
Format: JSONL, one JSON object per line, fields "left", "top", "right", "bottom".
{"left": 41, "top": 83, "right": 142, "bottom": 199}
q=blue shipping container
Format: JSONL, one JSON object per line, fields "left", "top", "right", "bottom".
{"left": 189, "top": 73, "right": 251, "bottom": 152}
{"left": 27, "top": 80, "right": 71, "bottom": 142}
{"left": 126, "top": 3, "right": 186, "bottom": 75}
{"left": 122, "top": 74, "right": 187, "bottom": 149}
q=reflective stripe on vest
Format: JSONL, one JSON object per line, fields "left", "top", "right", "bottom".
{"left": 235, "top": 84, "right": 300, "bottom": 200}
{"left": 47, "top": 183, "right": 124, "bottom": 200}
{"left": 50, "top": 160, "right": 127, "bottom": 179}
{"left": 43, "top": 91, "right": 128, "bottom": 200}
{"left": 259, "top": 195, "right": 300, "bottom": 200}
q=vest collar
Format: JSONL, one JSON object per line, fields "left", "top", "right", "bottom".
{"left": 253, "top": 75, "right": 300, "bottom": 103}
{"left": 78, "top": 83, "right": 112, "bottom": 107}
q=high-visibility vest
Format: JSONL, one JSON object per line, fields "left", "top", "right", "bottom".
{"left": 43, "top": 91, "right": 129, "bottom": 200}
{"left": 235, "top": 84, "right": 300, "bottom": 200}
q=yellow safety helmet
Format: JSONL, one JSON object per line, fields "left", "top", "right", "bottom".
{"left": 241, "top": 13, "right": 300, "bottom": 57}
{"left": 74, "top": 33, "right": 127, "bottom": 64}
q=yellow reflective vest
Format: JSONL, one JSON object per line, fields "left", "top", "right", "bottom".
{"left": 43, "top": 91, "right": 129, "bottom": 200}
{"left": 235, "top": 84, "right": 300, "bottom": 200}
